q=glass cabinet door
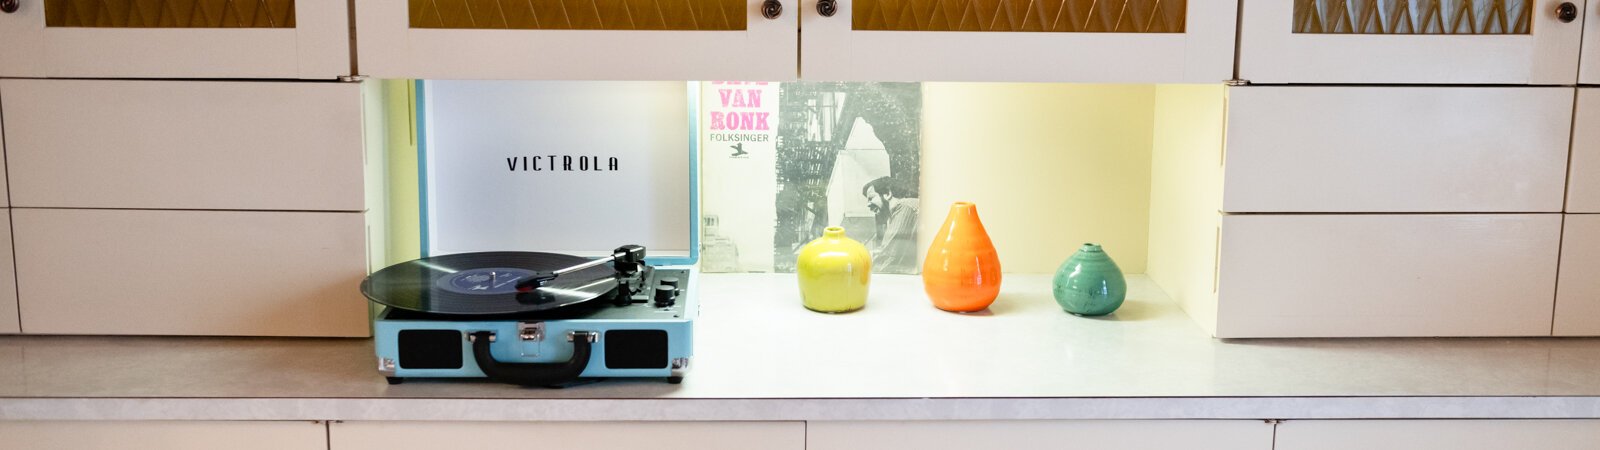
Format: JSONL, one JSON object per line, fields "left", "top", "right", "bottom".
{"left": 799, "top": 0, "right": 1237, "bottom": 82}
{"left": 1239, "top": 0, "right": 1587, "bottom": 84}
{"left": 1583, "top": 0, "right": 1599, "bottom": 84}
{"left": 0, "top": 0, "right": 350, "bottom": 79}
{"left": 356, "top": 0, "right": 799, "bottom": 80}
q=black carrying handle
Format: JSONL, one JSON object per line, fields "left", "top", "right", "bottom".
{"left": 469, "top": 331, "right": 593, "bottom": 387}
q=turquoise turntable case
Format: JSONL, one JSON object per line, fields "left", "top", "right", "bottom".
{"left": 371, "top": 80, "right": 701, "bottom": 386}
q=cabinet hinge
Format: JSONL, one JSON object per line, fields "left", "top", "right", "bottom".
{"left": 337, "top": 75, "right": 368, "bottom": 83}
{"left": 1224, "top": 79, "right": 1250, "bottom": 86}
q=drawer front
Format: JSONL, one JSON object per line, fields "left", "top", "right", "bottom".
{"left": 0, "top": 212, "right": 14, "bottom": 334}
{"left": 0, "top": 421, "right": 325, "bottom": 450}
{"left": 1224, "top": 86, "right": 1572, "bottom": 213}
{"left": 332, "top": 421, "right": 804, "bottom": 450}
{"left": 1, "top": 79, "right": 364, "bottom": 211}
{"left": 0, "top": 0, "right": 348, "bottom": 79}
{"left": 1556, "top": 214, "right": 1600, "bottom": 335}
{"left": 1217, "top": 214, "right": 1562, "bottom": 338}
{"left": 1275, "top": 420, "right": 1600, "bottom": 450}
{"left": 807, "top": 420, "right": 1272, "bottom": 450}
{"left": 14, "top": 209, "right": 368, "bottom": 337}
{"left": 1238, "top": 1, "right": 1585, "bottom": 84}
{"left": 1571, "top": 89, "right": 1600, "bottom": 212}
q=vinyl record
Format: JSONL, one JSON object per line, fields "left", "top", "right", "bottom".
{"left": 361, "top": 251, "right": 620, "bottom": 315}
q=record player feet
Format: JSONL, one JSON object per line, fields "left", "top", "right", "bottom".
{"left": 668, "top": 376, "right": 684, "bottom": 385}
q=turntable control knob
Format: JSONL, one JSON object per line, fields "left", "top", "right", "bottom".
{"left": 658, "top": 277, "right": 679, "bottom": 288}
{"left": 654, "top": 285, "right": 677, "bottom": 306}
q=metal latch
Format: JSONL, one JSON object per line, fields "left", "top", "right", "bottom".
{"left": 519, "top": 322, "right": 545, "bottom": 342}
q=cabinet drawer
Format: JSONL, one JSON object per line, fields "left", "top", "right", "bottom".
{"left": 14, "top": 209, "right": 368, "bottom": 337}
{"left": 807, "top": 420, "right": 1272, "bottom": 450}
{"left": 1217, "top": 214, "right": 1561, "bottom": 338}
{"left": 0, "top": 0, "right": 348, "bottom": 79}
{"left": 0, "top": 212, "right": 14, "bottom": 334}
{"left": 1571, "top": 89, "right": 1600, "bottom": 212}
{"left": 1239, "top": 1, "right": 1584, "bottom": 84}
{"left": 1275, "top": 420, "right": 1600, "bottom": 450}
{"left": 1224, "top": 87, "right": 1571, "bottom": 213}
{"left": 331, "top": 421, "right": 804, "bottom": 450}
{"left": 1, "top": 79, "right": 364, "bottom": 211}
{"left": 0, "top": 421, "right": 326, "bottom": 450}
{"left": 1556, "top": 215, "right": 1600, "bottom": 336}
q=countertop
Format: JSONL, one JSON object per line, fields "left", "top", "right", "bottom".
{"left": 3, "top": 274, "right": 1599, "bottom": 421}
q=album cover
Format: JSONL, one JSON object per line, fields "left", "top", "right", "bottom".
{"left": 700, "top": 81, "right": 922, "bottom": 274}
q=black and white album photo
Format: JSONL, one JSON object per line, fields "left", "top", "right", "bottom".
{"left": 700, "top": 81, "right": 923, "bottom": 275}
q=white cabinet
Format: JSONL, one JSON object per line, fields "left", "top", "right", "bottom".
{"left": 0, "top": 0, "right": 349, "bottom": 79}
{"left": 1571, "top": 89, "right": 1600, "bottom": 212}
{"left": 1239, "top": 0, "right": 1587, "bottom": 84}
{"left": 1584, "top": 0, "right": 1600, "bottom": 84}
{"left": 330, "top": 421, "right": 804, "bottom": 450}
{"left": 0, "top": 213, "right": 14, "bottom": 335}
{"left": 1216, "top": 214, "right": 1562, "bottom": 338}
{"left": 1556, "top": 214, "right": 1600, "bottom": 335}
{"left": 807, "top": 420, "right": 1273, "bottom": 450}
{"left": 1275, "top": 420, "right": 1600, "bottom": 450}
{"left": 13, "top": 209, "right": 369, "bottom": 337}
{"left": 0, "top": 79, "right": 365, "bottom": 211}
{"left": 355, "top": 0, "right": 797, "bottom": 80}
{"left": 0, "top": 420, "right": 326, "bottom": 450}
{"left": 1223, "top": 86, "right": 1573, "bottom": 213}
{"left": 799, "top": 0, "right": 1238, "bottom": 82}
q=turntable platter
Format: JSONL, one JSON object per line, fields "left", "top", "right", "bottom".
{"left": 361, "top": 252, "right": 621, "bottom": 315}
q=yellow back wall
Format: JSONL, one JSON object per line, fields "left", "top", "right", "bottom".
{"left": 919, "top": 83, "right": 1155, "bottom": 274}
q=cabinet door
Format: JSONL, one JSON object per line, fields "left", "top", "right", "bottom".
{"left": 1556, "top": 214, "right": 1600, "bottom": 335}
{"left": 1217, "top": 214, "right": 1562, "bottom": 338}
{"left": 1572, "top": 89, "right": 1600, "bottom": 212}
{"left": 331, "top": 421, "right": 804, "bottom": 450}
{"left": 800, "top": 0, "right": 1236, "bottom": 82}
{"left": 1275, "top": 420, "right": 1600, "bottom": 450}
{"left": 356, "top": 0, "right": 797, "bottom": 80}
{"left": 1584, "top": 0, "right": 1600, "bottom": 83}
{"left": 0, "top": 421, "right": 326, "bottom": 450}
{"left": 1240, "top": 1, "right": 1586, "bottom": 84}
{"left": 0, "top": 213, "right": 15, "bottom": 335}
{"left": 13, "top": 209, "right": 369, "bottom": 337}
{"left": 808, "top": 421, "right": 1272, "bottom": 450}
{"left": 0, "top": 0, "right": 349, "bottom": 79}
{"left": 1223, "top": 86, "right": 1572, "bottom": 213}
{"left": 1, "top": 79, "right": 364, "bottom": 212}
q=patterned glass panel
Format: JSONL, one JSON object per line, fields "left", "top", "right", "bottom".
{"left": 1293, "top": 0, "right": 1531, "bottom": 34}
{"left": 45, "top": 0, "right": 295, "bottom": 28}
{"left": 852, "top": 0, "right": 1186, "bottom": 33}
{"left": 409, "top": 0, "right": 747, "bottom": 31}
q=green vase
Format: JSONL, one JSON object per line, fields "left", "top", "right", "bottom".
{"left": 1052, "top": 243, "right": 1127, "bottom": 316}
{"left": 797, "top": 226, "right": 871, "bottom": 313}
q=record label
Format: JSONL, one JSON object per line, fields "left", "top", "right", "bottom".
{"left": 439, "top": 268, "right": 536, "bottom": 295}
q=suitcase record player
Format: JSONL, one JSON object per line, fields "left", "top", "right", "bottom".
{"left": 364, "top": 80, "right": 701, "bottom": 387}
{"left": 364, "top": 245, "right": 695, "bottom": 387}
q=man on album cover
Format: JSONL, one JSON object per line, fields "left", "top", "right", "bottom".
{"left": 862, "top": 176, "right": 918, "bottom": 274}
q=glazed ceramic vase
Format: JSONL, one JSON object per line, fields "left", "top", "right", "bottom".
{"left": 1052, "top": 243, "right": 1127, "bottom": 316}
{"left": 797, "top": 227, "right": 872, "bottom": 313}
{"left": 922, "top": 202, "right": 1001, "bottom": 312}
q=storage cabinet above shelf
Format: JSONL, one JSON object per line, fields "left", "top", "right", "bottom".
{"left": 0, "top": 0, "right": 350, "bottom": 79}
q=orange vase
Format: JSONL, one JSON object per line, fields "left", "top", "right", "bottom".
{"left": 922, "top": 202, "right": 1001, "bottom": 312}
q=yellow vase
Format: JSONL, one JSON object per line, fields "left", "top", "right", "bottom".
{"left": 797, "top": 226, "right": 872, "bottom": 313}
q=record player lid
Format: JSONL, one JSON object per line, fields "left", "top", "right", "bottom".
{"left": 419, "top": 80, "right": 699, "bottom": 265}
